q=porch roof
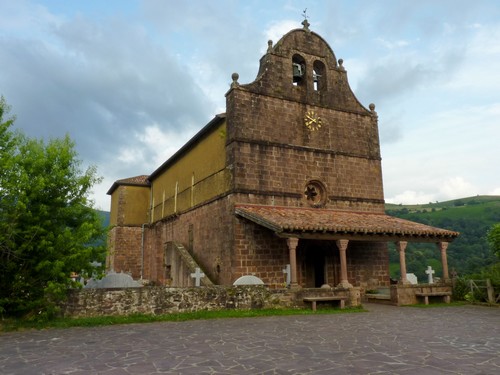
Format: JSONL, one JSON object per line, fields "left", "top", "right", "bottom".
{"left": 235, "top": 204, "right": 459, "bottom": 242}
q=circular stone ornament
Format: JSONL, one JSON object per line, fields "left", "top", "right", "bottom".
{"left": 304, "top": 180, "right": 327, "bottom": 207}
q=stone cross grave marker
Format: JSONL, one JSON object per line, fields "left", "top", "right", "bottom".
{"left": 190, "top": 267, "right": 205, "bottom": 287}
{"left": 425, "top": 266, "right": 435, "bottom": 284}
{"left": 406, "top": 273, "right": 418, "bottom": 285}
{"left": 282, "top": 264, "right": 291, "bottom": 286}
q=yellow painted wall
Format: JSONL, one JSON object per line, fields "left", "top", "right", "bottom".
{"left": 150, "top": 121, "right": 230, "bottom": 221}
{"left": 110, "top": 185, "right": 150, "bottom": 226}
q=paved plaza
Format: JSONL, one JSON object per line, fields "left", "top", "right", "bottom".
{"left": 0, "top": 303, "right": 499, "bottom": 374}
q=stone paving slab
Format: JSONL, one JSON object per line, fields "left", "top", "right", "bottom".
{"left": 0, "top": 303, "right": 499, "bottom": 374}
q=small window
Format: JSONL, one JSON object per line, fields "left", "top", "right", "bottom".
{"left": 292, "top": 54, "right": 306, "bottom": 86}
{"left": 313, "top": 60, "right": 326, "bottom": 91}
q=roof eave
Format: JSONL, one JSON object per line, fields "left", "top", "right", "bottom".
{"left": 148, "top": 113, "right": 226, "bottom": 181}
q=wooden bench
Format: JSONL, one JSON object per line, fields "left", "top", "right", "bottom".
{"left": 415, "top": 292, "right": 452, "bottom": 305}
{"left": 303, "top": 296, "right": 347, "bottom": 311}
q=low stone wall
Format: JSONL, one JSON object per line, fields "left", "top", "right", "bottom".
{"left": 390, "top": 283, "right": 453, "bottom": 306}
{"left": 63, "top": 286, "right": 361, "bottom": 318}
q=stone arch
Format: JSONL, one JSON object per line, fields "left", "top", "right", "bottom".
{"left": 313, "top": 60, "right": 327, "bottom": 91}
{"left": 292, "top": 53, "right": 306, "bottom": 86}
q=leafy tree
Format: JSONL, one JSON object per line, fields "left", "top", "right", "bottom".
{"left": 0, "top": 97, "right": 105, "bottom": 319}
{"left": 487, "top": 223, "right": 500, "bottom": 258}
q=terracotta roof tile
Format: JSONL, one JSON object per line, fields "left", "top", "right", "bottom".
{"left": 235, "top": 204, "right": 459, "bottom": 241}
{"left": 106, "top": 175, "right": 150, "bottom": 195}
{"left": 116, "top": 175, "right": 150, "bottom": 185}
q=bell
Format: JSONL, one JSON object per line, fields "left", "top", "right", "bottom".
{"left": 293, "top": 63, "right": 303, "bottom": 83}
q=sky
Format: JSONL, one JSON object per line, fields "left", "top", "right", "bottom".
{"left": 1, "top": 0, "right": 499, "bottom": 210}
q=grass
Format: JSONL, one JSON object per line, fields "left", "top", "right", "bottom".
{"left": 0, "top": 306, "right": 366, "bottom": 332}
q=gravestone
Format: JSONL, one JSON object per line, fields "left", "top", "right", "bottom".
{"left": 425, "top": 266, "right": 435, "bottom": 284}
{"left": 233, "top": 275, "right": 264, "bottom": 286}
{"left": 406, "top": 273, "right": 418, "bottom": 285}
{"left": 282, "top": 264, "right": 291, "bottom": 286}
{"left": 85, "top": 270, "right": 142, "bottom": 288}
{"left": 190, "top": 267, "right": 205, "bottom": 287}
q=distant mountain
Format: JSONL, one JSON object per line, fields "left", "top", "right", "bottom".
{"left": 386, "top": 195, "right": 500, "bottom": 280}
{"left": 98, "top": 210, "right": 110, "bottom": 228}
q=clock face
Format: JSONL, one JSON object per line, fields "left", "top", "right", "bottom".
{"left": 304, "top": 110, "right": 322, "bottom": 131}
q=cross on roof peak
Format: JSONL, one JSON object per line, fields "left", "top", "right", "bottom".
{"left": 302, "top": 8, "right": 310, "bottom": 31}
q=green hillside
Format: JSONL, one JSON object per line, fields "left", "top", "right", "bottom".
{"left": 98, "top": 210, "right": 110, "bottom": 228}
{"left": 385, "top": 195, "right": 500, "bottom": 281}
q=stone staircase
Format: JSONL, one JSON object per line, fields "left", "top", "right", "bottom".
{"left": 164, "top": 241, "right": 214, "bottom": 287}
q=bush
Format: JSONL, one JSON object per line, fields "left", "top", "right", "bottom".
{"left": 453, "top": 262, "right": 500, "bottom": 302}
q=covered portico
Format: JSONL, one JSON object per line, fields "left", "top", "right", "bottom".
{"left": 235, "top": 204, "right": 459, "bottom": 302}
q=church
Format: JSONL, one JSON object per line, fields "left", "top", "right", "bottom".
{"left": 106, "top": 20, "right": 458, "bottom": 301}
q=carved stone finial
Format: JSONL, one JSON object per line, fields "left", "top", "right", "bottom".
{"left": 369, "top": 103, "right": 376, "bottom": 112}
{"left": 267, "top": 40, "right": 273, "bottom": 53}
{"left": 302, "top": 8, "right": 310, "bottom": 32}
{"left": 231, "top": 72, "right": 239, "bottom": 88}
{"left": 302, "top": 18, "right": 310, "bottom": 32}
{"left": 338, "top": 58, "right": 345, "bottom": 71}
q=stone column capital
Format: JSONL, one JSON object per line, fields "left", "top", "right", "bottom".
{"left": 287, "top": 237, "right": 299, "bottom": 249}
{"left": 395, "top": 241, "right": 408, "bottom": 252}
{"left": 437, "top": 241, "right": 449, "bottom": 252}
{"left": 336, "top": 239, "right": 349, "bottom": 251}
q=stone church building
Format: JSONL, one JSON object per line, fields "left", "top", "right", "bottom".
{"left": 107, "top": 21, "right": 458, "bottom": 301}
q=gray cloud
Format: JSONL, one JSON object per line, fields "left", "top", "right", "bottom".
{"left": 1, "top": 10, "right": 213, "bottom": 173}
{"left": 2, "top": 0, "right": 499, "bottom": 207}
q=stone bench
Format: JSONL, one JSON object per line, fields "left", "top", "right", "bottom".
{"left": 303, "top": 296, "right": 347, "bottom": 311}
{"left": 415, "top": 291, "right": 452, "bottom": 305}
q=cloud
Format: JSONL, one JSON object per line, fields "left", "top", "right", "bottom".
{"left": 265, "top": 20, "right": 299, "bottom": 49}
{"left": 386, "top": 177, "right": 478, "bottom": 205}
{"left": 375, "top": 37, "right": 410, "bottom": 50}
{"left": 386, "top": 190, "right": 437, "bottom": 205}
{"left": 2, "top": 0, "right": 500, "bottom": 211}
{"left": 0, "top": 3, "right": 213, "bottom": 175}
{"left": 489, "top": 187, "right": 500, "bottom": 196}
{"left": 438, "top": 177, "right": 478, "bottom": 200}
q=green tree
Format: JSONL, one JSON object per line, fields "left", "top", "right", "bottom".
{"left": 0, "top": 97, "right": 105, "bottom": 319}
{"left": 487, "top": 223, "right": 500, "bottom": 258}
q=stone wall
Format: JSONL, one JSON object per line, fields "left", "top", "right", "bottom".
{"left": 226, "top": 90, "right": 384, "bottom": 213}
{"left": 390, "top": 283, "right": 453, "bottom": 306}
{"left": 63, "top": 286, "right": 361, "bottom": 318}
{"left": 106, "top": 226, "right": 143, "bottom": 277}
{"left": 144, "top": 197, "right": 235, "bottom": 285}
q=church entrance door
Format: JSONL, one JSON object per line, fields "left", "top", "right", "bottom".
{"left": 300, "top": 240, "right": 337, "bottom": 288}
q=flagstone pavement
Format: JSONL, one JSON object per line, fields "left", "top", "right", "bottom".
{"left": 0, "top": 303, "right": 499, "bottom": 374}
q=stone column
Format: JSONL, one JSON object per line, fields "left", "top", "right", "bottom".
{"left": 287, "top": 237, "right": 299, "bottom": 289}
{"left": 437, "top": 242, "right": 450, "bottom": 281}
{"left": 336, "top": 239, "right": 352, "bottom": 288}
{"left": 396, "top": 241, "right": 409, "bottom": 284}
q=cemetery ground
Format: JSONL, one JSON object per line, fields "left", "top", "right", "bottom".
{"left": 1, "top": 303, "right": 499, "bottom": 374}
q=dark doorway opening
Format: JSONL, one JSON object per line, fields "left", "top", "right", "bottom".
{"left": 312, "top": 251, "right": 325, "bottom": 287}
{"left": 299, "top": 240, "right": 337, "bottom": 288}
